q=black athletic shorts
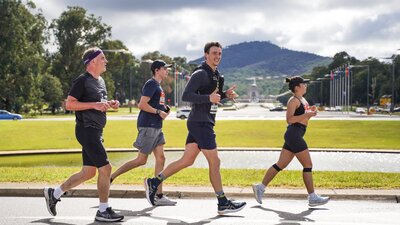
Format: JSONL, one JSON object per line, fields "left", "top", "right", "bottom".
{"left": 75, "top": 124, "right": 109, "bottom": 168}
{"left": 186, "top": 121, "right": 217, "bottom": 150}
{"left": 282, "top": 123, "right": 308, "bottom": 153}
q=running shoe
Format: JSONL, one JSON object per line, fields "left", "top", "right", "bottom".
{"left": 217, "top": 200, "right": 246, "bottom": 215}
{"left": 95, "top": 207, "right": 124, "bottom": 222}
{"left": 44, "top": 187, "right": 60, "bottom": 216}
{"left": 155, "top": 195, "right": 177, "bottom": 206}
{"left": 308, "top": 194, "right": 330, "bottom": 206}
{"left": 144, "top": 178, "right": 158, "bottom": 206}
{"left": 252, "top": 184, "right": 264, "bottom": 204}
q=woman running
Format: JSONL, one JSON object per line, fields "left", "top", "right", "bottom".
{"left": 252, "top": 76, "right": 329, "bottom": 207}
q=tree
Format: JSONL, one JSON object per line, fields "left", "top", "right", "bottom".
{"left": 0, "top": 0, "right": 47, "bottom": 113}
{"left": 49, "top": 6, "right": 111, "bottom": 96}
{"left": 40, "top": 74, "right": 63, "bottom": 114}
{"left": 328, "top": 51, "right": 358, "bottom": 70}
{"left": 100, "top": 40, "right": 137, "bottom": 103}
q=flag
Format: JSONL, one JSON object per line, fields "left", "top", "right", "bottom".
{"left": 330, "top": 70, "right": 334, "bottom": 80}
{"left": 345, "top": 66, "right": 349, "bottom": 77}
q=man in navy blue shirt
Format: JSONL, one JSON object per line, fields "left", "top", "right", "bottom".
{"left": 44, "top": 47, "right": 123, "bottom": 222}
{"left": 145, "top": 42, "right": 246, "bottom": 215}
{"left": 111, "top": 60, "right": 176, "bottom": 206}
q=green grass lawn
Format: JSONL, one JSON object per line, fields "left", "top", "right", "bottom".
{"left": 1, "top": 167, "right": 399, "bottom": 189}
{"left": 0, "top": 120, "right": 399, "bottom": 151}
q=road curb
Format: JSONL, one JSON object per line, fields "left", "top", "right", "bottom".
{"left": 1, "top": 184, "right": 398, "bottom": 203}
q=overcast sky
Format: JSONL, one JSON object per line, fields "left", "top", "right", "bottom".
{"left": 32, "top": 0, "right": 400, "bottom": 61}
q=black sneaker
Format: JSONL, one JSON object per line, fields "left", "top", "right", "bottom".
{"left": 44, "top": 187, "right": 60, "bottom": 216}
{"left": 144, "top": 178, "right": 158, "bottom": 206}
{"left": 95, "top": 207, "right": 124, "bottom": 222}
{"left": 217, "top": 200, "right": 246, "bottom": 215}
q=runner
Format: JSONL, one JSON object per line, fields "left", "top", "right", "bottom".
{"left": 252, "top": 76, "right": 330, "bottom": 207}
{"left": 44, "top": 47, "right": 124, "bottom": 222}
{"left": 110, "top": 59, "right": 176, "bottom": 206}
{"left": 144, "top": 41, "right": 246, "bottom": 215}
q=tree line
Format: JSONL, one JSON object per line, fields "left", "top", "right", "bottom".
{"left": 301, "top": 51, "right": 400, "bottom": 108}
{"left": 0, "top": 1, "right": 195, "bottom": 114}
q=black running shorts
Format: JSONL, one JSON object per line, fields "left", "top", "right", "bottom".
{"left": 75, "top": 124, "right": 109, "bottom": 168}
{"left": 282, "top": 123, "right": 308, "bottom": 153}
{"left": 186, "top": 121, "right": 217, "bottom": 150}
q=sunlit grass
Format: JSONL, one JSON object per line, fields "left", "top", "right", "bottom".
{"left": 0, "top": 120, "right": 399, "bottom": 151}
{"left": 1, "top": 167, "right": 399, "bottom": 189}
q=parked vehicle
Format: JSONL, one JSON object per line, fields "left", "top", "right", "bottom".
{"left": 269, "top": 106, "right": 284, "bottom": 111}
{"left": 393, "top": 107, "right": 400, "bottom": 112}
{"left": 355, "top": 107, "right": 366, "bottom": 114}
{"left": 176, "top": 108, "right": 191, "bottom": 119}
{"left": 0, "top": 110, "right": 22, "bottom": 120}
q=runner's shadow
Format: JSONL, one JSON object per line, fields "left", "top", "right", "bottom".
{"left": 166, "top": 215, "right": 243, "bottom": 225}
{"left": 85, "top": 206, "right": 156, "bottom": 225}
{"left": 252, "top": 205, "right": 328, "bottom": 224}
{"left": 112, "top": 207, "right": 243, "bottom": 224}
{"left": 30, "top": 218, "right": 74, "bottom": 225}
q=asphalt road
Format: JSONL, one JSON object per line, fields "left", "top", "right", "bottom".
{"left": 1, "top": 196, "right": 398, "bottom": 225}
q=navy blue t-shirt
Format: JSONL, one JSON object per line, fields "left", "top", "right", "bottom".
{"left": 137, "top": 78, "right": 165, "bottom": 128}
{"left": 68, "top": 72, "right": 108, "bottom": 129}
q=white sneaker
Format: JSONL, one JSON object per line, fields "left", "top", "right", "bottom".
{"left": 308, "top": 194, "right": 330, "bottom": 206}
{"left": 154, "top": 195, "right": 177, "bottom": 206}
{"left": 252, "top": 184, "right": 264, "bottom": 204}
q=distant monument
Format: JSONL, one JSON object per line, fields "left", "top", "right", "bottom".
{"left": 248, "top": 77, "right": 260, "bottom": 102}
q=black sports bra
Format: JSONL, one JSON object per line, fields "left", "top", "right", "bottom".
{"left": 293, "top": 96, "right": 307, "bottom": 116}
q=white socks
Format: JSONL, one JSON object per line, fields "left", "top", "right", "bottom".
{"left": 99, "top": 202, "right": 109, "bottom": 212}
{"left": 53, "top": 186, "right": 64, "bottom": 199}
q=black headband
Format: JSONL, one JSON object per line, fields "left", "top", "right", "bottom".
{"left": 83, "top": 50, "right": 103, "bottom": 65}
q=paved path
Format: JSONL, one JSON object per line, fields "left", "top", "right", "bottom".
{"left": 1, "top": 196, "right": 398, "bottom": 225}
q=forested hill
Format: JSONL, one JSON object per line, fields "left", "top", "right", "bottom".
{"left": 190, "top": 41, "right": 332, "bottom": 77}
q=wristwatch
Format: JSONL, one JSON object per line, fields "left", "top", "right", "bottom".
{"left": 156, "top": 109, "right": 161, "bottom": 115}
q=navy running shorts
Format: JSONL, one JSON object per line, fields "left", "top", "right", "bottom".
{"left": 186, "top": 121, "right": 217, "bottom": 150}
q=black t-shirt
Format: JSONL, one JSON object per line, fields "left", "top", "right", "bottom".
{"left": 137, "top": 78, "right": 165, "bottom": 128}
{"left": 68, "top": 72, "right": 107, "bottom": 129}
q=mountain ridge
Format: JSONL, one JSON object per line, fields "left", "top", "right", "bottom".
{"left": 189, "top": 41, "right": 332, "bottom": 77}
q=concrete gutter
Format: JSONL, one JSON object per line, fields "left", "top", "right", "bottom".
{"left": 0, "top": 183, "right": 398, "bottom": 203}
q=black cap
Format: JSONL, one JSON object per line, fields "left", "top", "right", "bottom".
{"left": 287, "top": 76, "right": 310, "bottom": 85}
{"left": 151, "top": 60, "right": 172, "bottom": 74}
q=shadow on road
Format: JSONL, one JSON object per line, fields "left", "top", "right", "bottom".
{"left": 251, "top": 205, "right": 328, "bottom": 225}
{"left": 112, "top": 206, "right": 243, "bottom": 224}
{"left": 31, "top": 218, "right": 75, "bottom": 225}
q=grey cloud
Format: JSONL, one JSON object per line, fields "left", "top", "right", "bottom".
{"left": 51, "top": 0, "right": 304, "bottom": 13}
{"left": 319, "top": 0, "right": 399, "bottom": 10}
{"left": 344, "top": 13, "right": 400, "bottom": 42}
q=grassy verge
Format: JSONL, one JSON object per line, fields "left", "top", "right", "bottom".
{"left": 1, "top": 167, "right": 399, "bottom": 189}
{"left": 1, "top": 120, "right": 399, "bottom": 151}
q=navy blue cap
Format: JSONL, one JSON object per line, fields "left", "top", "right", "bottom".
{"left": 151, "top": 60, "right": 172, "bottom": 73}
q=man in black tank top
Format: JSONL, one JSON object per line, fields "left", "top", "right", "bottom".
{"left": 252, "top": 76, "right": 330, "bottom": 207}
